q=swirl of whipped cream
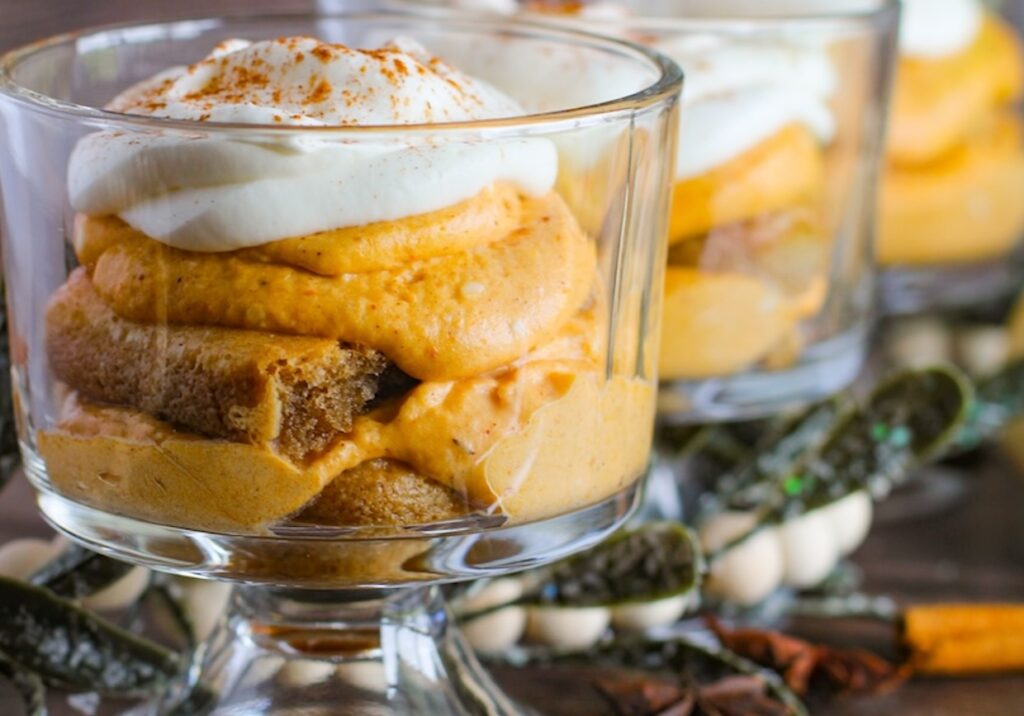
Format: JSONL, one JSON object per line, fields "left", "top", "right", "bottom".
{"left": 900, "top": 0, "right": 983, "bottom": 59}
{"left": 656, "top": 36, "right": 837, "bottom": 179}
{"left": 68, "top": 36, "right": 557, "bottom": 252}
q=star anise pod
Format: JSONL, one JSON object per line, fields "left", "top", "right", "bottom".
{"left": 707, "top": 616, "right": 909, "bottom": 697}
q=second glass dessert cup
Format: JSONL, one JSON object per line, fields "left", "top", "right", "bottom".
{"left": 644, "top": 0, "right": 899, "bottom": 422}
{"left": 0, "top": 12, "right": 681, "bottom": 714}
{"left": 425, "top": 0, "right": 899, "bottom": 421}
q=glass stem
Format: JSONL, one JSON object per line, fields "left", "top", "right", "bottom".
{"left": 170, "top": 585, "right": 529, "bottom": 715}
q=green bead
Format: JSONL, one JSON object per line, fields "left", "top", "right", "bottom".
{"left": 871, "top": 422, "right": 889, "bottom": 441}
{"left": 783, "top": 474, "right": 804, "bottom": 496}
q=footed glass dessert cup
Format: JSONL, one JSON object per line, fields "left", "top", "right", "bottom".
{"left": 404, "top": 0, "right": 899, "bottom": 421}
{"left": 879, "top": 0, "right": 1024, "bottom": 314}
{"left": 0, "top": 13, "right": 680, "bottom": 714}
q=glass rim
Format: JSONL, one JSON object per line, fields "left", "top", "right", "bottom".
{"left": 0, "top": 9, "right": 683, "bottom": 135}
{"left": 431, "top": 0, "right": 901, "bottom": 32}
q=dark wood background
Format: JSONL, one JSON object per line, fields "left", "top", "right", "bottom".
{"left": 1, "top": 1, "right": 1024, "bottom": 714}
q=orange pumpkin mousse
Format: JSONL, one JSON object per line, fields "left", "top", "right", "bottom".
{"left": 881, "top": 4, "right": 1024, "bottom": 266}
{"left": 39, "top": 37, "right": 654, "bottom": 533}
{"left": 654, "top": 36, "right": 836, "bottom": 380}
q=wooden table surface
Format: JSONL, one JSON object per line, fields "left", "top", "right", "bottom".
{"left": 3, "top": 1, "right": 1024, "bottom": 714}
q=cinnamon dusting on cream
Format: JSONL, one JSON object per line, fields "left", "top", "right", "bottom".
{"left": 108, "top": 36, "right": 521, "bottom": 125}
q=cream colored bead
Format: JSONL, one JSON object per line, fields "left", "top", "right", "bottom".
{"left": 525, "top": 606, "right": 610, "bottom": 649}
{"left": 455, "top": 578, "right": 524, "bottom": 614}
{"left": 83, "top": 566, "right": 150, "bottom": 611}
{"left": 336, "top": 661, "right": 388, "bottom": 692}
{"left": 700, "top": 511, "right": 784, "bottom": 607}
{"left": 820, "top": 491, "right": 873, "bottom": 556}
{"left": 885, "top": 317, "right": 953, "bottom": 368}
{"left": 777, "top": 511, "right": 840, "bottom": 588}
{"left": 461, "top": 608, "right": 527, "bottom": 654}
{"left": 179, "top": 579, "right": 233, "bottom": 642}
{"left": 955, "top": 325, "right": 1010, "bottom": 377}
{"left": 455, "top": 578, "right": 528, "bottom": 654}
{"left": 610, "top": 593, "right": 694, "bottom": 631}
{"left": 240, "top": 656, "right": 285, "bottom": 688}
{"left": 277, "top": 659, "right": 337, "bottom": 687}
{"left": 0, "top": 538, "right": 64, "bottom": 579}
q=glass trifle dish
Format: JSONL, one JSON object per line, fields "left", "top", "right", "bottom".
{"left": 880, "top": 0, "right": 1024, "bottom": 313}
{"left": 0, "top": 13, "right": 680, "bottom": 714}
{"left": 431, "top": 0, "right": 899, "bottom": 420}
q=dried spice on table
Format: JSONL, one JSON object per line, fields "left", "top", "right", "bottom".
{"left": 707, "top": 616, "right": 910, "bottom": 698}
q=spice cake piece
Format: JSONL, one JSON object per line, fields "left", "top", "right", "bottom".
{"left": 46, "top": 269, "right": 395, "bottom": 461}
{"left": 295, "top": 458, "right": 470, "bottom": 526}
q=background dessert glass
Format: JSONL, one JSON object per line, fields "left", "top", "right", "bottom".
{"left": 402, "top": 0, "right": 899, "bottom": 422}
{"left": 880, "top": 0, "right": 1024, "bottom": 315}
{"left": 417, "top": 0, "right": 899, "bottom": 523}
{"left": 0, "top": 13, "right": 680, "bottom": 714}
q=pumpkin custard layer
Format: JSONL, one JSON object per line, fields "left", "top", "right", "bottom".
{"left": 881, "top": 11, "right": 1024, "bottom": 266}
{"left": 39, "top": 37, "right": 653, "bottom": 533}
{"left": 656, "top": 31, "right": 837, "bottom": 380}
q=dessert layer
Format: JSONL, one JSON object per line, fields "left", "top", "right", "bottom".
{"left": 68, "top": 37, "right": 558, "bottom": 250}
{"left": 75, "top": 183, "right": 523, "bottom": 276}
{"left": 668, "top": 124, "right": 823, "bottom": 242}
{"left": 106, "top": 36, "right": 524, "bottom": 126}
{"left": 84, "top": 192, "right": 596, "bottom": 382}
{"left": 655, "top": 36, "right": 836, "bottom": 181}
{"left": 900, "top": 0, "right": 983, "bottom": 59}
{"left": 659, "top": 268, "right": 793, "bottom": 380}
{"left": 296, "top": 459, "right": 467, "bottom": 527}
{"left": 881, "top": 113, "right": 1024, "bottom": 266}
{"left": 890, "top": 16, "right": 1023, "bottom": 166}
{"left": 660, "top": 207, "right": 826, "bottom": 380}
{"left": 667, "top": 208, "right": 827, "bottom": 308}
{"left": 40, "top": 369, "right": 653, "bottom": 531}
{"left": 46, "top": 270, "right": 395, "bottom": 462}
{"left": 39, "top": 393, "right": 341, "bottom": 531}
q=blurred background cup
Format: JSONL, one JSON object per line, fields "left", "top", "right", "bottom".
{"left": 879, "top": 0, "right": 1024, "bottom": 316}
{"left": 365, "top": 0, "right": 900, "bottom": 424}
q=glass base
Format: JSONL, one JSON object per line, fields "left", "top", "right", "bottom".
{"left": 161, "top": 585, "right": 534, "bottom": 716}
{"left": 31, "top": 475, "right": 640, "bottom": 587}
{"left": 881, "top": 256, "right": 1022, "bottom": 316}
{"left": 656, "top": 327, "right": 867, "bottom": 423}
{"left": 633, "top": 452, "right": 691, "bottom": 523}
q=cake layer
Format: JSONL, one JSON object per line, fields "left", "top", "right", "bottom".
{"left": 890, "top": 15, "right": 1023, "bottom": 166}
{"left": 659, "top": 267, "right": 794, "bottom": 380}
{"left": 38, "top": 393, "right": 341, "bottom": 531}
{"left": 667, "top": 208, "right": 827, "bottom": 304}
{"left": 47, "top": 269, "right": 392, "bottom": 462}
{"left": 295, "top": 458, "right": 468, "bottom": 526}
{"left": 669, "top": 124, "right": 823, "bottom": 242}
{"left": 75, "top": 183, "right": 523, "bottom": 277}
{"left": 39, "top": 368, "right": 653, "bottom": 531}
{"left": 881, "top": 113, "right": 1024, "bottom": 265}
{"left": 86, "top": 191, "right": 596, "bottom": 382}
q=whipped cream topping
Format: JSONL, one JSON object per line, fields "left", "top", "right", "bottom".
{"left": 656, "top": 36, "right": 837, "bottom": 179}
{"left": 900, "top": 0, "right": 983, "bottom": 59}
{"left": 106, "top": 36, "right": 525, "bottom": 126}
{"left": 69, "top": 37, "right": 557, "bottom": 251}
